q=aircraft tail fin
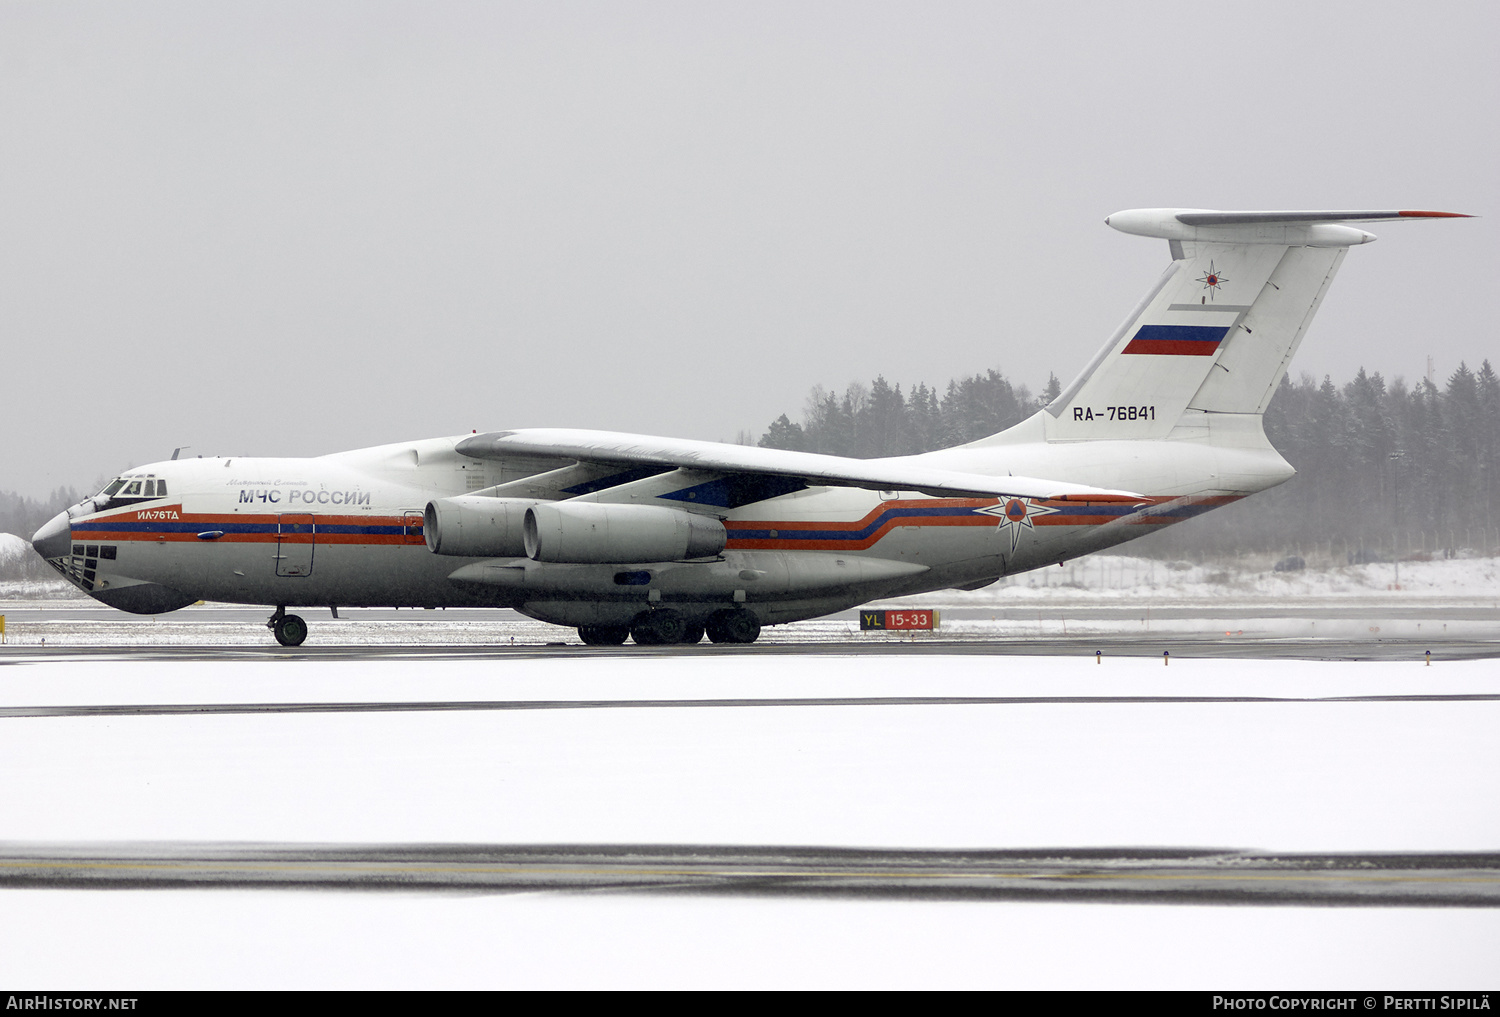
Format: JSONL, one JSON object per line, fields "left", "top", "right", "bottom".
{"left": 1033, "top": 208, "right": 1471, "bottom": 443}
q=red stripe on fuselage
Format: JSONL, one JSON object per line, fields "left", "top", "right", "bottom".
{"left": 723, "top": 494, "right": 1242, "bottom": 550}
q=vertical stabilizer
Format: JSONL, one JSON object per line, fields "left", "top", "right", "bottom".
{"left": 1033, "top": 208, "right": 1469, "bottom": 445}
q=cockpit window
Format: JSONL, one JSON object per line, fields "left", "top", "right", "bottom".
{"left": 92, "top": 475, "right": 167, "bottom": 512}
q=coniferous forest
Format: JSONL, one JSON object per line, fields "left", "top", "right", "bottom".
{"left": 3, "top": 364, "right": 1498, "bottom": 574}
{"left": 756, "top": 364, "right": 1500, "bottom": 560}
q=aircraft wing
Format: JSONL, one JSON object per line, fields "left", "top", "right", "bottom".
{"left": 457, "top": 428, "right": 1143, "bottom": 502}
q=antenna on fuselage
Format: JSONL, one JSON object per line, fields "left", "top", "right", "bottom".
{"left": 172, "top": 446, "right": 190, "bottom": 460}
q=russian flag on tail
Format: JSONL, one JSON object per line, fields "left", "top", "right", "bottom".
{"left": 1121, "top": 324, "right": 1231, "bottom": 356}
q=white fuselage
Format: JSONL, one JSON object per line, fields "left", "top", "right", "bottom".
{"left": 50, "top": 419, "right": 1292, "bottom": 630}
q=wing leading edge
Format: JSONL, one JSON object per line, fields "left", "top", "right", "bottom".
{"left": 457, "top": 428, "right": 1143, "bottom": 503}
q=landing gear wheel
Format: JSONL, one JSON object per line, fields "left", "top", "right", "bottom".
{"left": 274, "top": 614, "right": 308, "bottom": 647}
{"left": 578, "top": 624, "right": 629, "bottom": 646}
{"left": 630, "top": 609, "right": 686, "bottom": 645}
{"left": 679, "top": 622, "right": 705, "bottom": 645}
{"left": 706, "top": 608, "right": 761, "bottom": 644}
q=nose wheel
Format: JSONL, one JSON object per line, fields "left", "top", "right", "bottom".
{"left": 268, "top": 607, "right": 308, "bottom": 647}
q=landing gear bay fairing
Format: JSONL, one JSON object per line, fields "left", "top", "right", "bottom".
{"left": 31, "top": 208, "right": 1469, "bottom": 646}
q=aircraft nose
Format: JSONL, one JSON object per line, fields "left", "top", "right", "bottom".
{"left": 31, "top": 510, "right": 72, "bottom": 560}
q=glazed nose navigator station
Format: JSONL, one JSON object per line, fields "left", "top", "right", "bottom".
{"left": 30, "top": 471, "right": 198, "bottom": 615}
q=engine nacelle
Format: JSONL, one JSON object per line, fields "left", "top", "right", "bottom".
{"left": 424, "top": 496, "right": 536, "bottom": 557}
{"left": 524, "top": 503, "right": 726, "bottom": 563}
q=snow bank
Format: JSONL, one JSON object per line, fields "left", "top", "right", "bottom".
{"left": 889, "top": 554, "right": 1500, "bottom": 609}
{"left": 0, "top": 532, "right": 28, "bottom": 564}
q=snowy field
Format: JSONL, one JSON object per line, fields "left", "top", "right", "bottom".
{"left": 2, "top": 536, "right": 1498, "bottom": 987}
{"left": 0, "top": 651, "right": 1497, "bottom": 988}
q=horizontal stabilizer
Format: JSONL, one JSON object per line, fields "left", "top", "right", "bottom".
{"left": 1174, "top": 209, "right": 1472, "bottom": 226}
{"left": 458, "top": 429, "right": 1144, "bottom": 503}
{"left": 1106, "top": 207, "right": 1472, "bottom": 247}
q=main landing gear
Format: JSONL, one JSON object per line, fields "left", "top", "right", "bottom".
{"left": 706, "top": 608, "right": 760, "bottom": 644}
{"left": 577, "top": 624, "right": 629, "bottom": 645}
{"left": 268, "top": 605, "right": 308, "bottom": 647}
{"left": 578, "top": 608, "right": 761, "bottom": 646}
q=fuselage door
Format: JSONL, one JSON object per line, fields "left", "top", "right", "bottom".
{"left": 401, "top": 512, "right": 425, "bottom": 545}
{"left": 276, "top": 514, "right": 316, "bottom": 577}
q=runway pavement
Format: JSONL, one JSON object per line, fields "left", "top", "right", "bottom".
{"left": 1, "top": 843, "right": 1495, "bottom": 905}
{"left": 1, "top": 690, "right": 1497, "bottom": 720}
{"left": 2, "top": 637, "right": 1497, "bottom": 661}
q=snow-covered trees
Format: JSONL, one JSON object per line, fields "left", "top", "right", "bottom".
{"left": 757, "top": 362, "right": 1500, "bottom": 555}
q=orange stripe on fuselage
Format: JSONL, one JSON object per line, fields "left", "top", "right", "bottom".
{"left": 723, "top": 494, "right": 1243, "bottom": 550}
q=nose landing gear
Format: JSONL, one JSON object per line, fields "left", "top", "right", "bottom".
{"left": 268, "top": 605, "right": 308, "bottom": 647}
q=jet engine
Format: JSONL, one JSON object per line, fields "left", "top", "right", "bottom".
{"left": 423, "top": 496, "right": 536, "bottom": 557}
{"left": 524, "top": 503, "right": 726, "bottom": 564}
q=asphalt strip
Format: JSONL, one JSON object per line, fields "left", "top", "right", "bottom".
{"left": 1, "top": 843, "right": 1496, "bottom": 905}
{"left": 2, "top": 692, "right": 1498, "bottom": 719}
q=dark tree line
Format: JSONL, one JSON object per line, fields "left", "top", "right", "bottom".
{"left": 0, "top": 487, "right": 82, "bottom": 542}
{"left": 759, "top": 363, "right": 1500, "bottom": 557}
{"left": 0, "top": 487, "right": 83, "bottom": 581}
{"left": 4, "top": 362, "right": 1497, "bottom": 571}
{"left": 758, "top": 371, "right": 1061, "bottom": 458}
{"left": 1220, "top": 362, "right": 1500, "bottom": 557}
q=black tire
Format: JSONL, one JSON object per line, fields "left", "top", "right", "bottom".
{"left": 721, "top": 608, "right": 761, "bottom": 644}
{"left": 679, "top": 622, "right": 705, "bottom": 644}
{"left": 579, "top": 625, "right": 629, "bottom": 646}
{"left": 275, "top": 614, "right": 308, "bottom": 647}
{"left": 706, "top": 608, "right": 760, "bottom": 644}
{"left": 631, "top": 609, "right": 686, "bottom": 645}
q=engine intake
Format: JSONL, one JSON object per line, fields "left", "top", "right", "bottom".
{"left": 424, "top": 496, "right": 536, "bottom": 557}
{"left": 524, "top": 503, "right": 726, "bottom": 564}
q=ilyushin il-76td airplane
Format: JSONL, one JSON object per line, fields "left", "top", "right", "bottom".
{"left": 31, "top": 207, "right": 1469, "bottom": 647}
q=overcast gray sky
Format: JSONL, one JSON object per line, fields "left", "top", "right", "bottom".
{"left": 3, "top": 1, "right": 1494, "bottom": 498}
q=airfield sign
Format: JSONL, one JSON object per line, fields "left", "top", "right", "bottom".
{"left": 859, "top": 609, "right": 939, "bottom": 631}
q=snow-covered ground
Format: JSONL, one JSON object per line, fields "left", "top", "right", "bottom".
{"left": 2, "top": 542, "right": 1497, "bottom": 987}
{"left": 3, "top": 891, "right": 1493, "bottom": 990}
{"left": 0, "top": 652, "right": 1496, "bottom": 987}
{"left": 0, "top": 532, "right": 76, "bottom": 599}
{"left": 897, "top": 553, "right": 1500, "bottom": 608}
{"left": 2, "top": 654, "right": 1494, "bottom": 848}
